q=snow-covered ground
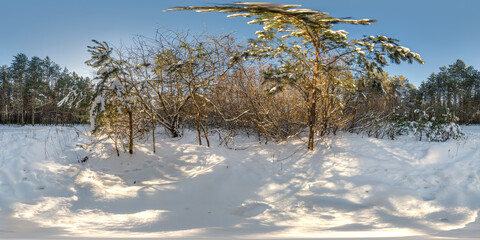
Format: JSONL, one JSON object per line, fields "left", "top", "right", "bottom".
{"left": 1, "top": 125, "right": 480, "bottom": 239}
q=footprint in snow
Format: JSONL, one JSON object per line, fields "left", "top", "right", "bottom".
{"left": 0, "top": 172, "right": 15, "bottom": 196}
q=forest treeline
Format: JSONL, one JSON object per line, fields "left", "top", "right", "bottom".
{"left": 2, "top": 3, "right": 478, "bottom": 153}
{"left": 83, "top": 1, "right": 472, "bottom": 153}
{"left": 1, "top": 38, "right": 478, "bottom": 152}
{"left": 0, "top": 54, "right": 92, "bottom": 125}
{"left": 0, "top": 37, "right": 480, "bottom": 152}
{"left": 420, "top": 60, "right": 480, "bottom": 123}
{"left": 84, "top": 31, "right": 474, "bottom": 154}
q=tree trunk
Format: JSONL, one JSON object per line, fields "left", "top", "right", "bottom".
{"left": 168, "top": 115, "right": 180, "bottom": 137}
{"left": 21, "top": 107, "right": 24, "bottom": 126}
{"left": 115, "top": 135, "right": 120, "bottom": 156}
{"left": 0, "top": 82, "right": 4, "bottom": 124}
{"left": 128, "top": 110, "right": 133, "bottom": 154}
{"left": 308, "top": 43, "right": 320, "bottom": 151}
{"left": 152, "top": 119, "right": 156, "bottom": 153}
{"left": 54, "top": 95, "right": 58, "bottom": 125}
{"left": 195, "top": 114, "right": 202, "bottom": 146}
{"left": 31, "top": 100, "right": 35, "bottom": 126}
{"left": 20, "top": 76, "right": 24, "bottom": 126}
{"left": 308, "top": 95, "right": 316, "bottom": 151}
{"left": 200, "top": 120, "right": 210, "bottom": 147}
{"left": 0, "top": 104, "right": 3, "bottom": 124}
{"left": 169, "top": 126, "right": 179, "bottom": 138}
{"left": 257, "top": 127, "right": 262, "bottom": 145}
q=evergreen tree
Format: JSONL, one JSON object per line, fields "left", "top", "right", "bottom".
{"left": 167, "top": 2, "right": 424, "bottom": 150}
{"left": 419, "top": 60, "right": 480, "bottom": 124}
{"left": 10, "top": 53, "right": 28, "bottom": 125}
{"left": 2, "top": 54, "right": 93, "bottom": 125}
{"left": 86, "top": 40, "right": 142, "bottom": 154}
{"left": 0, "top": 65, "right": 10, "bottom": 123}
{"left": 25, "top": 56, "right": 44, "bottom": 125}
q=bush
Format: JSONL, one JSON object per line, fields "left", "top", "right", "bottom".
{"left": 353, "top": 109, "right": 466, "bottom": 142}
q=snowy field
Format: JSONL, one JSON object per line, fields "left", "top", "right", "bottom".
{"left": 1, "top": 125, "right": 480, "bottom": 239}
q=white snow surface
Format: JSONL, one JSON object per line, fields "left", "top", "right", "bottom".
{"left": 2, "top": 125, "right": 480, "bottom": 239}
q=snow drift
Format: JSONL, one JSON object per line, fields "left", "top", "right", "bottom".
{"left": 1, "top": 125, "right": 480, "bottom": 239}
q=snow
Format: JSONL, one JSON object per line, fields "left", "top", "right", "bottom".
{"left": 110, "top": 79, "right": 125, "bottom": 98}
{"left": 226, "top": 13, "right": 252, "bottom": 18}
{"left": 286, "top": 9, "right": 318, "bottom": 14}
{"left": 89, "top": 95, "right": 105, "bottom": 129}
{"left": 2, "top": 125, "right": 480, "bottom": 239}
{"left": 238, "top": 3, "right": 301, "bottom": 9}
{"left": 324, "top": 29, "right": 348, "bottom": 40}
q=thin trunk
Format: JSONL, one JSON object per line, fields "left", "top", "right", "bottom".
{"left": 152, "top": 118, "right": 156, "bottom": 153}
{"left": 128, "top": 110, "right": 133, "bottom": 154}
{"left": 168, "top": 115, "right": 180, "bottom": 137}
{"left": 31, "top": 92, "right": 35, "bottom": 126}
{"left": 62, "top": 106, "right": 65, "bottom": 126}
{"left": 21, "top": 106, "right": 24, "bottom": 125}
{"left": 308, "top": 53, "right": 319, "bottom": 150}
{"left": 54, "top": 93, "right": 58, "bottom": 125}
{"left": 308, "top": 97, "right": 316, "bottom": 151}
{"left": 195, "top": 113, "right": 202, "bottom": 146}
{"left": 31, "top": 104, "right": 35, "bottom": 126}
{"left": 0, "top": 104, "right": 3, "bottom": 124}
{"left": 115, "top": 135, "right": 120, "bottom": 156}
{"left": 200, "top": 120, "right": 210, "bottom": 147}
{"left": 170, "top": 125, "right": 179, "bottom": 137}
{"left": 20, "top": 75, "right": 24, "bottom": 126}
{"left": 0, "top": 79, "right": 4, "bottom": 124}
{"left": 257, "top": 127, "right": 262, "bottom": 145}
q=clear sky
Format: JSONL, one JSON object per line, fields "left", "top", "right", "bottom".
{"left": 1, "top": 0, "right": 479, "bottom": 86}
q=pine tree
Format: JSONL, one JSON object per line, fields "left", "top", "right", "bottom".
{"left": 86, "top": 40, "right": 141, "bottom": 154}
{"left": 1, "top": 54, "right": 92, "bottom": 125}
{"left": 25, "top": 56, "right": 44, "bottom": 126}
{"left": 0, "top": 65, "right": 10, "bottom": 123}
{"left": 419, "top": 59, "right": 480, "bottom": 124}
{"left": 167, "top": 2, "right": 424, "bottom": 150}
{"left": 10, "top": 53, "right": 28, "bottom": 125}
{"left": 43, "top": 56, "right": 61, "bottom": 124}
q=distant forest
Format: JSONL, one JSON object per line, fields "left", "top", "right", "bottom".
{"left": 358, "top": 59, "right": 480, "bottom": 126}
{"left": 3, "top": 4, "right": 479, "bottom": 154}
{"left": 0, "top": 54, "right": 93, "bottom": 125}
{"left": 420, "top": 60, "right": 480, "bottom": 124}
{"left": 1, "top": 51, "right": 479, "bottom": 136}
{"left": 1, "top": 52, "right": 480, "bottom": 137}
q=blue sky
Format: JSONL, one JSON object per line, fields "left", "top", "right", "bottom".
{"left": 1, "top": 0, "right": 479, "bottom": 86}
